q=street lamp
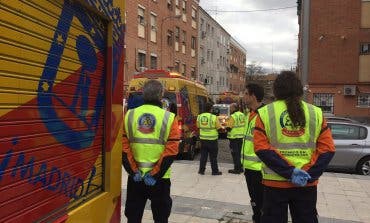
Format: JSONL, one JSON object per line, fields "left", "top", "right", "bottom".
{"left": 160, "top": 14, "right": 181, "bottom": 69}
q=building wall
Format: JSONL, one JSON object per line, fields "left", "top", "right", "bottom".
{"left": 125, "top": 0, "right": 199, "bottom": 87}
{"left": 198, "top": 7, "right": 230, "bottom": 100}
{"left": 229, "top": 37, "right": 246, "bottom": 93}
{"left": 298, "top": 0, "right": 370, "bottom": 120}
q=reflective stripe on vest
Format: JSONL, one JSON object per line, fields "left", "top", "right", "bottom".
{"left": 228, "top": 111, "right": 245, "bottom": 139}
{"left": 198, "top": 113, "right": 218, "bottom": 140}
{"left": 259, "top": 101, "right": 322, "bottom": 182}
{"left": 241, "top": 112, "right": 262, "bottom": 171}
{"left": 137, "top": 162, "right": 155, "bottom": 168}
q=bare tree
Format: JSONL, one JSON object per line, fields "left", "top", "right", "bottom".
{"left": 246, "top": 61, "right": 265, "bottom": 76}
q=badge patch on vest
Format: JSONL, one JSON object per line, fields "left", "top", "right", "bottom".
{"left": 200, "top": 116, "right": 209, "bottom": 126}
{"left": 279, "top": 110, "right": 305, "bottom": 137}
{"left": 138, "top": 113, "right": 156, "bottom": 134}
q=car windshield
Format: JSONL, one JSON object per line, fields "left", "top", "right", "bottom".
{"left": 127, "top": 92, "right": 177, "bottom": 110}
{"left": 213, "top": 105, "right": 229, "bottom": 115}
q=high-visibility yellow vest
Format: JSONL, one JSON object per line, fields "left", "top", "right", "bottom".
{"left": 241, "top": 112, "right": 262, "bottom": 171}
{"left": 125, "top": 104, "right": 175, "bottom": 179}
{"left": 227, "top": 111, "right": 246, "bottom": 139}
{"left": 197, "top": 112, "right": 218, "bottom": 140}
{"left": 257, "top": 100, "right": 323, "bottom": 182}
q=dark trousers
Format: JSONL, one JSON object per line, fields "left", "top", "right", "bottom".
{"left": 199, "top": 139, "right": 219, "bottom": 173}
{"left": 244, "top": 169, "right": 263, "bottom": 223}
{"left": 261, "top": 186, "right": 318, "bottom": 223}
{"left": 229, "top": 138, "right": 243, "bottom": 171}
{"left": 125, "top": 176, "right": 172, "bottom": 223}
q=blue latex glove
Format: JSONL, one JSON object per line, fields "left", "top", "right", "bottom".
{"left": 133, "top": 171, "right": 142, "bottom": 182}
{"left": 143, "top": 173, "right": 157, "bottom": 186}
{"left": 291, "top": 168, "right": 311, "bottom": 187}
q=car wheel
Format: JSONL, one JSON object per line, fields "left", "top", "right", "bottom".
{"left": 357, "top": 156, "right": 370, "bottom": 175}
{"left": 187, "top": 144, "right": 195, "bottom": 160}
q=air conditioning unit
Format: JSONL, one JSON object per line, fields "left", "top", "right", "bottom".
{"left": 343, "top": 85, "right": 356, "bottom": 96}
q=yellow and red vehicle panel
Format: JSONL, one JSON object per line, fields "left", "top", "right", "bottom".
{"left": 0, "top": 0, "right": 124, "bottom": 222}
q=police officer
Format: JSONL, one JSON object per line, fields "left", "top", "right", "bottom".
{"left": 122, "top": 79, "right": 180, "bottom": 223}
{"left": 227, "top": 103, "right": 245, "bottom": 174}
{"left": 197, "top": 101, "right": 223, "bottom": 175}
{"left": 254, "top": 71, "right": 335, "bottom": 223}
{"left": 241, "top": 83, "right": 265, "bottom": 223}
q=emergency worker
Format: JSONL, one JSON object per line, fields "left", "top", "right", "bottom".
{"left": 122, "top": 79, "right": 180, "bottom": 223}
{"left": 254, "top": 71, "right": 335, "bottom": 223}
{"left": 226, "top": 103, "right": 245, "bottom": 174}
{"left": 197, "top": 101, "right": 223, "bottom": 175}
{"left": 241, "top": 83, "right": 265, "bottom": 223}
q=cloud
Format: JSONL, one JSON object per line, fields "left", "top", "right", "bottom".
{"left": 199, "top": 0, "right": 298, "bottom": 72}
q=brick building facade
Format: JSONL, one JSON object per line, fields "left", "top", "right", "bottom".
{"left": 229, "top": 37, "right": 246, "bottom": 93}
{"left": 125, "top": 0, "right": 199, "bottom": 87}
{"left": 298, "top": 0, "right": 370, "bottom": 120}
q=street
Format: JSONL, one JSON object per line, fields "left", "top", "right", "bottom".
{"left": 194, "top": 139, "right": 233, "bottom": 165}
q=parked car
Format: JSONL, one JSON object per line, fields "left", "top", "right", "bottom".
{"left": 327, "top": 121, "right": 370, "bottom": 175}
{"left": 325, "top": 116, "right": 360, "bottom": 123}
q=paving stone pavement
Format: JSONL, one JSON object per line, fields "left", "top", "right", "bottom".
{"left": 121, "top": 161, "right": 370, "bottom": 223}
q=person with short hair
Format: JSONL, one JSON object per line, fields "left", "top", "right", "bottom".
{"left": 122, "top": 79, "right": 180, "bottom": 223}
{"left": 226, "top": 103, "right": 245, "bottom": 174}
{"left": 241, "top": 83, "right": 265, "bottom": 223}
{"left": 197, "top": 101, "right": 223, "bottom": 175}
{"left": 254, "top": 71, "right": 335, "bottom": 223}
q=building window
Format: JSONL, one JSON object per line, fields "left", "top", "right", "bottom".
{"left": 167, "top": 0, "right": 173, "bottom": 10}
{"left": 174, "top": 61, "right": 180, "bottom": 72}
{"left": 175, "top": 27, "right": 180, "bottom": 51}
{"left": 182, "top": 30, "right": 186, "bottom": 54}
{"left": 191, "top": 36, "right": 196, "bottom": 57}
{"left": 358, "top": 94, "right": 370, "bottom": 107}
{"left": 150, "top": 13, "right": 157, "bottom": 43}
{"left": 191, "top": 36, "right": 196, "bottom": 49}
{"left": 313, "top": 93, "right": 334, "bottom": 114}
{"left": 191, "top": 67, "right": 196, "bottom": 79}
{"left": 175, "top": 0, "right": 181, "bottom": 15}
{"left": 182, "top": 0, "right": 186, "bottom": 14}
{"left": 138, "top": 7, "right": 145, "bottom": 38}
{"left": 360, "top": 43, "right": 370, "bottom": 55}
{"left": 191, "top": 7, "right": 197, "bottom": 29}
{"left": 361, "top": 0, "right": 370, "bottom": 28}
{"left": 138, "top": 52, "right": 146, "bottom": 68}
{"left": 167, "top": 30, "right": 173, "bottom": 46}
{"left": 150, "top": 55, "right": 157, "bottom": 69}
{"left": 181, "top": 64, "right": 186, "bottom": 76}
{"left": 182, "top": 30, "right": 186, "bottom": 43}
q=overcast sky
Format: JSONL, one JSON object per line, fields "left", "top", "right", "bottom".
{"left": 199, "top": 0, "right": 299, "bottom": 73}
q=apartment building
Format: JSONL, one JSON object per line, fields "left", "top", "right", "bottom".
{"left": 229, "top": 37, "right": 246, "bottom": 93}
{"left": 298, "top": 0, "right": 370, "bottom": 120}
{"left": 198, "top": 7, "right": 230, "bottom": 100}
{"left": 125, "top": 0, "right": 199, "bottom": 86}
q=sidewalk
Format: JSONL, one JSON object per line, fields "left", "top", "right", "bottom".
{"left": 121, "top": 161, "right": 370, "bottom": 223}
